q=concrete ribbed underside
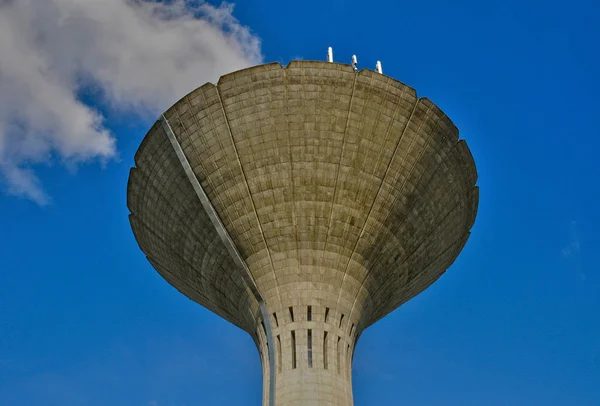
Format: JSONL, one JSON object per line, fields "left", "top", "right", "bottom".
{"left": 128, "top": 60, "right": 478, "bottom": 333}
{"left": 128, "top": 60, "right": 478, "bottom": 405}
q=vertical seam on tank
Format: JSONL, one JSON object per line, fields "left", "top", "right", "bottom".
{"left": 347, "top": 100, "right": 435, "bottom": 322}
{"left": 161, "top": 112, "right": 276, "bottom": 405}
{"left": 367, "top": 159, "right": 473, "bottom": 317}
{"left": 215, "top": 85, "right": 283, "bottom": 309}
{"left": 160, "top": 114, "right": 261, "bottom": 298}
{"left": 285, "top": 67, "right": 301, "bottom": 270}
{"left": 339, "top": 81, "right": 417, "bottom": 325}
{"left": 320, "top": 70, "right": 357, "bottom": 406}
{"left": 214, "top": 85, "right": 279, "bottom": 406}
{"left": 323, "top": 71, "right": 358, "bottom": 257}
{"left": 371, "top": 169, "right": 476, "bottom": 304}
{"left": 177, "top": 94, "right": 250, "bottom": 323}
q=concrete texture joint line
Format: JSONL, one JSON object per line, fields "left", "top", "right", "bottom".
{"left": 359, "top": 102, "right": 437, "bottom": 295}
{"left": 209, "top": 88, "right": 279, "bottom": 405}
{"left": 133, "top": 215, "right": 245, "bottom": 327}
{"left": 367, "top": 172, "right": 471, "bottom": 317}
{"left": 161, "top": 114, "right": 277, "bottom": 397}
{"left": 324, "top": 72, "right": 358, "bottom": 258}
{"left": 376, "top": 197, "right": 465, "bottom": 299}
{"left": 345, "top": 96, "right": 419, "bottom": 323}
{"left": 285, "top": 68, "right": 301, "bottom": 267}
{"left": 159, "top": 114, "right": 262, "bottom": 301}
{"left": 325, "top": 71, "right": 359, "bottom": 405}
{"left": 215, "top": 86, "right": 283, "bottom": 308}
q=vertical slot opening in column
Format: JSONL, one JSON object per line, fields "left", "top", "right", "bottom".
{"left": 308, "top": 329, "right": 313, "bottom": 368}
{"left": 339, "top": 314, "right": 345, "bottom": 329}
{"left": 291, "top": 331, "right": 296, "bottom": 369}
{"left": 276, "top": 335, "right": 282, "bottom": 373}
{"left": 347, "top": 344, "right": 351, "bottom": 378}
{"left": 307, "top": 306, "right": 312, "bottom": 321}
{"left": 336, "top": 336, "right": 341, "bottom": 374}
{"left": 273, "top": 312, "right": 279, "bottom": 328}
{"left": 324, "top": 307, "right": 330, "bottom": 323}
{"left": 350, "top": 323, "right": 355, "bottom": 337}
{"left": 289, "top": 307, "right": 294, "bottom": 322}
{"left": 323, "top": 332, "right": 328, "bottom": 370}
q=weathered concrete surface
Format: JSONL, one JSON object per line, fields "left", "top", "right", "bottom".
{"left": 127, "top": 61, "right": 479, "bottom": 405}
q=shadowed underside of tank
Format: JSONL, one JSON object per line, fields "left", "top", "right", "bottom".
{"left": 127, "top": 60, "right": 478, "bottom": 341}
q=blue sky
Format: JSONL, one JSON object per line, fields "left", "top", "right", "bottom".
{"left": 1, "top": 0, "right": 600, "bottom": 405}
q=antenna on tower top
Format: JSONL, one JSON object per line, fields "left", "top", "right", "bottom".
{"left": 376, "top": 61, "right": 383, "bottom": 74}
{"left": 351, "top": 55, "right": 358, "bottom": 72}
{"left": 327, "top": 47, "right": 333, "bottom": 63}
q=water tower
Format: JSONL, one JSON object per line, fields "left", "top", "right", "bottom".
{"left": 127, "top": 50, "right": 478, "bottom": 405}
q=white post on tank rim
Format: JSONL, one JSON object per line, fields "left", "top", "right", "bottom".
{"left": 352, "top": 54, "right": 358, "bottom": 71}
{"left": 327, "top": 47, "right": 333, "bottom": 62}
{"left": 376, "top": 60, "right": 383, "bottom": 74}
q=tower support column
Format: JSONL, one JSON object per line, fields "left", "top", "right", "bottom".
{"left": 256, "top": 299, "right": 360, "bottom": 406}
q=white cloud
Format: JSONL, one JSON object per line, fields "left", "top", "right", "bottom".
{"left": 0, "top": 0, "right": 262, "bottom": 204}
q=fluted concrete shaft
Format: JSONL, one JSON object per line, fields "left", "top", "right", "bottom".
{"left": 127, "top": 61, "right": 479, "bottom": 405}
